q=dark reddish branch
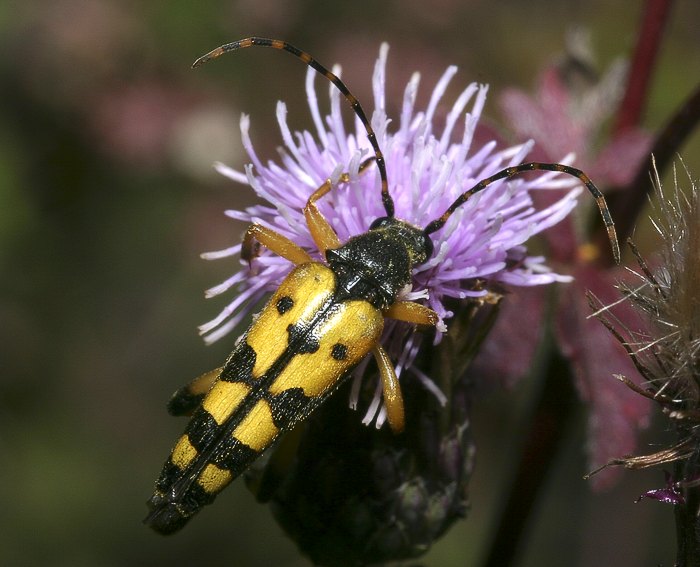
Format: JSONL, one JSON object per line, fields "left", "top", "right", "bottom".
{"left": 613, "top": 0, "right": 674, "bottom": 135}
{"left": 483, "top": 352, "right": 578, "bottom": 567}
{"left": 596, "top": 82, "right": 700, "bottom": 263}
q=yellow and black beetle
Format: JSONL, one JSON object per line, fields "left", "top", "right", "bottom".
{"left": 145, "top": 37, "right": 620, "bottom": 534}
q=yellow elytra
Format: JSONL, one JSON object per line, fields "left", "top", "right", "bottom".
{"left": 145, "top": 188, "right": 439, "bottom": 534}
{"left": 145, "top": 37, "right": 620, "bottom": 535}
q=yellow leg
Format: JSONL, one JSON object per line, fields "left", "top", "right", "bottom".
{"left": 373, "top": 345, "right": 405, "bottom": 433}
{"left": 384, "top": 301, "right": 439, "bottom": 327}
{"left": 374, "top": 301, "right": 438, "bottom": 432}
{"left": 304, "top": 157, "right": 377, "bottom": 256}
{"left": 304, "top": 179, "right": 343, "bottom": 253}
{"left": 242, "top": 224, "right": 313, "bottom": 266}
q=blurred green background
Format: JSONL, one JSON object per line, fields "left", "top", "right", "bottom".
{"left": 1, "top": 1, "right": 699, "bottom": 565}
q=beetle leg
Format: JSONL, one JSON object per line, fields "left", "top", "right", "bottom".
{"left": 167, "top": 367, "right": 222, "bottom": 416}
{"left": 242, "top": 224, "right": 313, "bottom": 267}
{"left": 304, "top": 157, "right": 377, "bottom": 256}
{"left": 372, "top": 345, "right": 405, "bottom": 433}
{"left": 304, "top": 179, "right": 343, "bottom": 253}
{"left": 384, "top": 301, "right": 439, "bottom": 327}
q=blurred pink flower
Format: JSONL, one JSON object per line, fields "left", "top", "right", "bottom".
{"left": 500, "top": 60, "right": 651, "bottom": 186}
{"left": 470, "top": 53, "right": 655, "bottom": 488}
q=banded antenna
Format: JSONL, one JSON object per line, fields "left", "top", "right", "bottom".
{"left": 194, "top": 38, "right": 620, "bottom": 264}
{"left": 424, "top": 162, "right": 620, "bottom": 264}
{"left": 193, "top": 37, "right": 394, "bottom": 218}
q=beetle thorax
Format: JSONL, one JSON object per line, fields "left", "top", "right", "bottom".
{"left": 325, "top": 218, "right": 430, "bottom": 310}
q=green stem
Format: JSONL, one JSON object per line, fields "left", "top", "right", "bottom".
{"left": 482, "top": 349, "right": 578, "bottom": 567}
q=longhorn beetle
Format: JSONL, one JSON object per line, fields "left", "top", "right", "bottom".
{"left": 145, "top": 37, "right": 620, "bottom": 535}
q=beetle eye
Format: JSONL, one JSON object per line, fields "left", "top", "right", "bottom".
{"left": 369, "top": 217, "right": 390, "bottom": 230}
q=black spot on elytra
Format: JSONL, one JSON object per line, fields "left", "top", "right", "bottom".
{"left": 185, "top": 411, "right": 219, "bottom": 452}
{"left": 276, "top": 295, "right": 294, "bottom": 314}
{"left": 219, "top": 342, "right": 256, "bottom": 384}
{"left": 287, "top": 323, "right": 320, "bottom": 354}
{"left": 266, "top": 387, "right": 313, "bottom": 429}
{"left": 331, "top": 343, "right": 348, "bottom": 361}
{"left": 213, "top": 435, "right": 261, "bottom": 476}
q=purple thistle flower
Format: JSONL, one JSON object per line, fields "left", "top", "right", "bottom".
{"left": 200, "top": 43, "right": 584, "bottom": 426}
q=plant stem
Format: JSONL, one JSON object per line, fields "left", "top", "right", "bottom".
{"left": 596, "top": 82, "right": 700, "bottom": 260}
{"left": 674, "top": 444, "right": 700, "bottom": 566}
{"left": 482, "top": 349, "right": 578, "bottom": 567}
{"left": 613, "top": 0, "right": 673, "bottom": 135}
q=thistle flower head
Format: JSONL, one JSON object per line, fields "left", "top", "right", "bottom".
{"left": 590, "top": 161, "right": 700, "bottom": 472}
{"left": 585, "top": 160, "right": 700, "bottom": 567}
{"left": 202, "top": 44, "right": 584, "bottom": 425}
{"left": 643, "top": 167, "right": 700, "bottom": 400}
{"left": 618, "top": 163, "right": 700, "bottom": 413}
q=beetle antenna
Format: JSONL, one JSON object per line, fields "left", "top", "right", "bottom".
{"left": 193, "top": 37, "right": 394, "bottom": 218}
{"left": 423, "top": 162, "right": 620, "bottom": 264}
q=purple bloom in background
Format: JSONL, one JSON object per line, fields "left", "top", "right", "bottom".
{"left": 200, "top": 44, "right": 587, "bottom": 426}
{"left": 485, "top": 46, "right": 654, "bottom": 489}
{"left": 500, "top": 62, "right": 651, "bottom": 187}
